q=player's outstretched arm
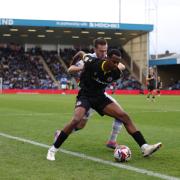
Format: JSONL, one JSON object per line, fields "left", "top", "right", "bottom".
{"left": 68, "top": 51, "right": 86, "bottom": 74}
{"left": 68, "top": 65, "right": 83, "bottom": 74}
{"left": 146, "top": 76, "right": 153, "bottom": 81}
{"left": 71, "top": 51, "right": 86, "bottom": 65}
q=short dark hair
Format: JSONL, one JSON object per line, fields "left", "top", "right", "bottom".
{"left": 93, "top": 38, "right": 107, "bottom": 48}
{"left": 107, "top": 49, "right": 121, "bottom": 58}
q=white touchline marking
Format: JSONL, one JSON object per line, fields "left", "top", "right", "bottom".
{"left": 0, "top": 132, "right": 179, "bottom": 180}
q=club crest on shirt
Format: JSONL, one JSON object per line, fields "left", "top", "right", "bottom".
{"left": 76, "top": 101, "right": 82, "bottom": 106}
{"left": 107, "top": 77, "right": 113, "bottom": 82}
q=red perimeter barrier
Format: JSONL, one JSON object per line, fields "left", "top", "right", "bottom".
{"left": 2, "top": 89, "right": 78, "bottom": 94}
{"left": 2, "top": 89, "right": 180, "bottom": 95}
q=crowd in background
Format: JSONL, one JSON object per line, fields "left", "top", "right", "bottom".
{"left": 1, "top": 44, "right": 179, "bottom": 90}
{"left": 168, "top": 80, "right": 180, "bottom": 90}
{"left": 0, "top": 45, "right": 57, "bottom": 89}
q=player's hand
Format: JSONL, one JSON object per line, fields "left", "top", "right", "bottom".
{"left": 118, "top": 63, "right": 125, "bottom": 70}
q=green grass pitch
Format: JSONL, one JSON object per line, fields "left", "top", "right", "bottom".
{"left": 0, "top": 94, "right": 180, "bottom": 180}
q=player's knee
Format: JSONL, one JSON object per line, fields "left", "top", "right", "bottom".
{"left": 119, "top": 111, "right": 128, "bottom": 118}
{"left": 76, "top": 119, "right": 87, "bottom": 129}
{"left": 117, "top": 111, "right": 131, "bottom": 123}
{"left": 71, "top": 116, "right": 82, "bottom": 126}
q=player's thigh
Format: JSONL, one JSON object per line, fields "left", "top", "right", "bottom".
{"left": 103, "top": 102, "right": 127, "bottom": 122}
{"left": 83, "top": 108, "right": 95, "bottom": 120}
{"left": 76, "top": 108, "right": 95, "bottom": 129}
{"left": 76, "top": 118, "right": 87, "bottom": 129}
{"left": 74, "top": 97, "right": 91, "bottom": 122}
{"left": 65, "top": 106, "right": 87, "bottom": 131}
{"left": 73, "top": 106, "right": 87, "bottom": 123}
{"left": 105, "top": 93, "right": 124, "bottom": 110}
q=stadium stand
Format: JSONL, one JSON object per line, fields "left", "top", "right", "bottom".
{"left": 149, "top": 53, "right": 180, "bottom": 89}
{"left": 0, "top": 19, "right": 179, "bottom": 92}
{"left": 0, "top": 44, "right": 143, "bottom": 90}
{"left": 0, "top": 18, "right": 156, "bottom": 92}
{"left": 0, "top": 44, "right": 57, "bottom": 89}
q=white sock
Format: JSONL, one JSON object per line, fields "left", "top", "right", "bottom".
{"left": 108, "top": 119, "right": 123, "bottom": 142}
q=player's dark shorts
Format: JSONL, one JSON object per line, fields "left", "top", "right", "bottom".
{"left": 75, "top": 92, "right": 113, "bottom": 116}
{"left": 157, "top": 84, "right": 161, "bottom": 90}
{"left": 147, "top": 85, "right": 155, "bottom": 91}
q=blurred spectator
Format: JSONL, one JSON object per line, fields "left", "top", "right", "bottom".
{"left": 0, "top": 44, "right": 56, "bottom": 89}
{"left": 169, "top": 80, "right": 180, "bottom": 90}
{"left": 60, "top": 75, "right": 68, "bottom": 90}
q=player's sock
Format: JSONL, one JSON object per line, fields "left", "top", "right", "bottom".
{"left": 54, "top": 130, "right": 69, "bottom": 148}
{"left": 49, "top": 145, "right": 58, "bottom": 152}
{"left": 131, "top": 131, "right": 147, "bottom": 147}
{"left": 147, "top": 94, "right": 150, "bottom": 99}
{"left": 152, "top": 95, "right": 155, "bottom": 102}
{"left": 108, "top": 119, "right": 123, "bottom": 142}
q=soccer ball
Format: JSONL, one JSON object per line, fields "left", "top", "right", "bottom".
{"left": 114, "top": 145, "right": 131, "bottom": 162}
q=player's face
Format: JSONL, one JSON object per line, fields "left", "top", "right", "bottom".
{"left": 110, "top": 54, "right": 121, "bottom": 65}
{"left": 95, "top": 44, "right": 108, "bottom": 59}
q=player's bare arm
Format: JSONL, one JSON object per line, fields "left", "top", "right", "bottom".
{"left": 68, "top": 51, "right": 86, "bottom": 73}
{"left": 146, "top": 76, "right": 153, "bottom": 81}
{"left": 72, "top": 51, "right": 86, "bottom": 64}
{"left": 68, "top": 65, "right": 83, "bottom": 74}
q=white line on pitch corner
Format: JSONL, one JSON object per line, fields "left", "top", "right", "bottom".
{"left": 0, "top": 132, "right": 179, "bottom": 180}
